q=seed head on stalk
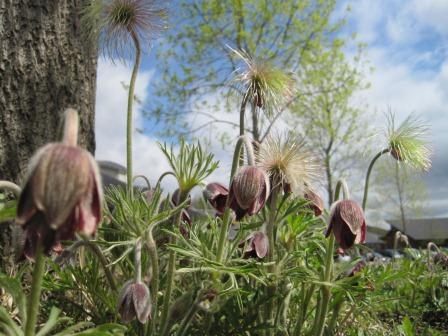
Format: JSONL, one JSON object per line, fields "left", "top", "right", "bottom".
{"left": 386, "top": 112, "right": 432, "bottom": 171}
{"left": 229, "top": 47, "right": 295, "bottom": 114}
{"left": 82, "top": 0, "right": 167, "bottom": 60}
{"left": 257, "top": 133, "right": 321, "bottom": 193}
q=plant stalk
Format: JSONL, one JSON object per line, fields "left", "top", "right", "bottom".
{"left": 146, "top": 230, "right": 160, "bottom": 336}
{"left": 362, "top": 149, "right": 389, "bottom": 210}
{"left": 265, "top": 182, "right": 281, "bottom": 335}
{"left": 126, "top": 32, "right": 142, "bottom": 199}
{"left": 176, "top": 302, "right": 200, "bottom": 336}
{"left": 216, "top": 135, "right": 255, "bottom": 263}
{"left": 160, "top": 191, "right": 188, "bottom": 336}
{"left": 24, "top": 241, "right": 45, "bottom": 336}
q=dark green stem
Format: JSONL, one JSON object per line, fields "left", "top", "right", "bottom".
{"left": 126, "top": 32, "right": 142, "bottom": 199}
{"left": 362, "top": 149, "right": 389, "bottom": 211}
{"left": 70, "top": 238, "right": 117, "bottom": 292}
{"left": 176, "top": 303, "right": 200, "bottom": 336}
{"left": 24, "top": 242, "right": 45, "bottom": 336}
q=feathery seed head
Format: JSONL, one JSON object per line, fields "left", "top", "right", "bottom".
{"left": 386, "top": 112, "right": 432, "bottom": 171}
{"left": 230, "top": 47, "right": 295, "bottom": 114}
{"left": 258, "top": 133, "right": 321, "bottom": 193}
{"left": 82, "top": 0, "right": 167, "bottom": 60}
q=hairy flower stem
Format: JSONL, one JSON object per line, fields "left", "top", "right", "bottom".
{"left": 216, "top": 135, "right": 255, "bottom": 263}
{"left": 314, "top": 180, "right": 348, "bottom": 336}
{"left": 160, "top": 191, "right": 188, "bottom": 336}
{"left": 265, "top": 182, "right": 281, "bottom": 335}
{"left": 146, "top": 230, "right": 159, "bottom": 336}
{"left": 24, "top": 241, "right": 45, "bottom": 336}
{"left": 239, "top": 91, "right": 250, "bottom": 166}
{"left": 68, "top": 239, "right": 117, "bottom": 292}
{"left": 176, "top": 302, "right": 200, "bottom": 336}
{"left": 0, "top": 180, "right": 21, "bottom": 198}
{"left": 134, "top": 239, "right": 142, "bottom": 283}
{"left": 362, "top": 149, "right": 389, "bottom": 210}
{"left": 126, "top": 32, "right": 142, "bottom": 199}
{"left": 293, "top": 284, "right": 315, "bottom": 336}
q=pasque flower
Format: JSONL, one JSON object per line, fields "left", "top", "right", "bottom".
{"left": 229, "top": 166, "right": 270, "bottom": 220}
{"left": 203, "top": 182, "right": 229, "bottom": 215}
{"left": 241, "top": 231, "right": 269, "bottom": 259}
{"left": 325, "top": 200, "right": 366, "bottom": 249}
{"left": 16, "top": 109, "right": 102, "bottom": 260}
{"left": 304, "top": 188, "right": 324, "bottom": 216}
{"left": 117, "top": 280, "right": 152, "bottom": 323}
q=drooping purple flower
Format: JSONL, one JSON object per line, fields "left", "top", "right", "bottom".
{"left": 325, "top": 200, "right": 366, "bottom": 249}
{"left": 304, "top": 189, "right": 324, "bottom": 216}
{"left": 117, "top": 281, "right": 151, "bottom": 324}
{"left": 241, "top": 231, "right": 269, "bottom": 259}
{"left": 203, "top": 182, "right": 229, "bottom": 215}
{"left": 16, "top": 143, "right": 102, "bottom": 260}
{"left": 229, "top": 166, "right": 269, "bottom": 220}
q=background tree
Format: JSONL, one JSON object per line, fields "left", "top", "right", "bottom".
{"left": 290, "top": 46, "right": 371, "bottom": 203}
{"left": 375, "top": 161, "right": 428, "bottom": 233}
{"left": 149, "top": 0, "right": 351, "bottom": 143}
{"left": 0, "top": 0, "right": 98, "bottom": 183}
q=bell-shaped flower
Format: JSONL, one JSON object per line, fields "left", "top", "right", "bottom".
{"left": 325, "top": 200, "right": 366, "bottom": 249}
{"left": 203, "top": 182, "right": 229, "bottom": 215}
{"left": 117, "top": 280, "right": 151, "bottom": 324}
{"left": 304, "top": 189, "right": 324, "bottom": 216}
{"left": 241, "top": 231, "right": 269, "bottom": 259}
{"left": 16, "top": 110, "right": 102, "bottom": 260}
{"left": 229, "top": 166, "right": 269, "bottom": 220}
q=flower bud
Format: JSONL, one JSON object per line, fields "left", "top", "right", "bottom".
{"left": 241, "top": 231, "right": 269, "bottom": 259}
{"left": 325, "top": 200, "right": 366, "bottom": 249}
{"left": 434, "top": 252, "right": 448, "bottom": 270}
{"left": 304, "top": 189, "right": 324, "bottom": 216}
{"left": 16, "top": 143, "right": 102, "bottom": 260}
{"left": 229, "top": 166, "right": 269, "bottom": 220}
{"left": 117, "top": 281, "right": 151, "bottom": 324}
{"left": 203, "top": 182, "right": 228, "bottom": 215}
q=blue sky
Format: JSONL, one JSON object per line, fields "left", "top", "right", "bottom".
{"left": 95, "top": 0, "right": 448, "bottom": 217}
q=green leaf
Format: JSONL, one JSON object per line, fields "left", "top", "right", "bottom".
{"left": 0, "top": 274, "right": 26, "bottom": 321}
{"left": 36, "top": 307, "right": 63, "bottom": 336}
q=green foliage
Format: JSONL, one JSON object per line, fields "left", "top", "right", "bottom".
{"left": 159, "top": 140, "right": 219, "bottom": 193}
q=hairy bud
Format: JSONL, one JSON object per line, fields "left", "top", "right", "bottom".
{"left": 203, "top": 182, "right": 229, "bottom": 215}
{"left": 325, "top": 200, "right": 366, "bottom": 249}
{"left": 304, "top": 189, "right": 324, "bottom": 216}
{"left": 229, "top": 166, "right": 269, "bottom": 220}
{"left": 117, "top": 281, "right": 151, "bottom": 324}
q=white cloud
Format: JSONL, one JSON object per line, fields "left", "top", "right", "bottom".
{"left": 95, "top": 59, "right": 176, "bottom": 190}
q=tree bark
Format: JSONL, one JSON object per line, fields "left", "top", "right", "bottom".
{"left": 0, "top": 0, "right": 97, "bottom": 184}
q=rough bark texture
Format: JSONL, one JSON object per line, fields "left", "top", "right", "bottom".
{"left": 0, "top": 0, "right": 97, "bottom": 184}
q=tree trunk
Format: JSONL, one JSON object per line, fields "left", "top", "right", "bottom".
{"left": 0, "top": 0, "right": 98, "bottom": 184}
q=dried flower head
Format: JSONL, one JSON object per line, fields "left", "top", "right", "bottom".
{"left": 229, "top": 166, "right": 270, "bottom": 220}
{"left": 117, "top": 280, "right": 151, "bottom": 323}
{"left": 258, "top": 133, "right": 320, "bottom": 193}
{"left": 325, "top": 200, "right": 366, "bottom": 249}
{"left": 386, "top": 112, "right": 432, "bottom": 171}
{"left": 241, "top": 231, "right": 269, "bottom": 259}
{"left": 16, "top": 109, "right": 102, "bottom": 259}
{"left": 230, "top": 47, "right": 294, "bottom": 114}
{"left": 82, "top": 0, "right": 167, "bottom": 60}
{"left": 203, "top": 182, "right": 229, "bottom": 215}
{"left": 304, "top": 189, "right": 324, "bottom": 216}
